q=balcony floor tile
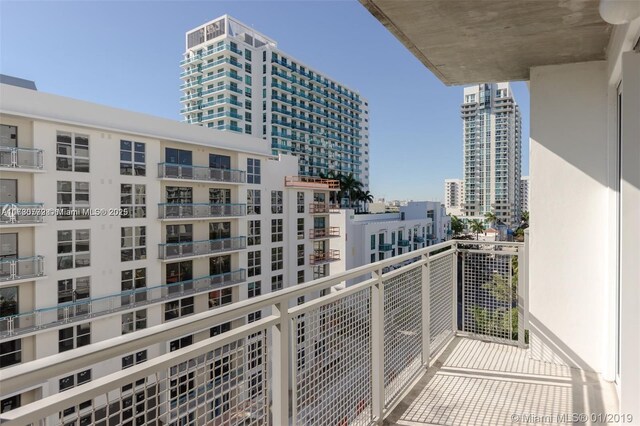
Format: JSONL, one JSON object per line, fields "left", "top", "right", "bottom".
{"left": 385, "top": 338, "right": 618, "bottom": 426}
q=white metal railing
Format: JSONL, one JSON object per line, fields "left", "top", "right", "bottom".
{"left": 0, "top": 146, "right": 44, "bottom": 169}
{"left": 0, "top": 202, "right": 45, "bottom": 224}
{"left": 0, "top": 241, "right": 525, "bottom": 426}
{"left": 158, "top": 203, "right": 246, "bottom": 219}
{"left": 158, "top": 236, "right": 247, "bottom": 260}
{"left": 157, "top": 163, "right": 246, "bottom": 184}
{"left": 0, "top": 256, "right": 45, "bottom": 282}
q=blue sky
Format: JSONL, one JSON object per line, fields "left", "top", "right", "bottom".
{"left": 0, "top": 0, "right": 529, "bottom": 201}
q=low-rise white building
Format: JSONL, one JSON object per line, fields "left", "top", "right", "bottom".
{"left": 400, "top": 201, "right": 451, "bottom": 244}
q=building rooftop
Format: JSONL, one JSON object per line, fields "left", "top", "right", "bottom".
{"left": 0, "top": 74, "right": 37, "bottom": 90}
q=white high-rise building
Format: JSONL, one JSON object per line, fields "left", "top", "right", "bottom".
{"left": 0, "top": 81, "right": 342, "bottom": 420}
{"left": 461, "top": 82, "right": 522, "bottom": 225}
{"left": 443, "top": 178, "right": 464, "bottom": 216}
{"left": 180, "top": 15, "right": 370, "bottom": 190}
{"left": 520, "top": 175, "right": 529, "bottom": 213}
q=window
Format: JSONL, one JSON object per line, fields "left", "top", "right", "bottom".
{"left": 247, "top": 158, "right": 261, "bottom": 184}
{"left": 297, "top": 244, "right": 305, "bottom": 266}
{"left": 297, "top": 296, "right": 305, "bottom": 305}
{"left": 210, "top": 188, "right": 231, "bottom": 204}
{"left": 58, "top": 369, "right": 91, "bottom": 417}
{"left": 297, "top": 270, "right": 305, "bottom": 284}
{"left": 122, "top": 350, "right": 147, "bottom": 369}
{"left": 57, "top": 276, "right": 90, "bottom": 316}
{"left": 1, "top": 394, "right": 20, "bottom": 413}
{"left": 122, "top": 309, "right": 147, "bottom": 334}
{"left": 297, "top": 218, "right": 305, "bottom": 239}
{"left": 0, "top": 124, "right": 17, "bottom": 147}
{"left": 169, "top": 335, "right": 193, "bottom": 351}
{"left": 271, "top": 274, "right": 283, "bottom": 291}
{"left": 57, "top": 229, "right": 90, "bottom": 270}
{"left": 165, "top": 148, "right": 192, "bottom": 166}
{"left": 166, "top": 261, "right": 192, "bottom": 285}
{"left": 271, "top": 219, "right": 283, "bottom": 242}
{"left": 247, "top": 189, "right": 261, "bottom": 214}
{"left": 121, "top": 184, "right": 146, "bottom": 218}
{"left": 210, "top": 222, "right": 231, "bottom": 240}
{"left": 120, "top": 140, "right": 146, "bottom": 176}
{"left": 371, "top": 253, "right": 376, "bottom": 263}
{"left": 0, "top": 287, "right": 17, "bottom": 317}
{"left": 0, "top": 339, "right": 21, "bottom": 368}
{"left": 59, "top": 324, "right": 91, "bottom": 352}
{"left": 209, "top": 288, "right": 232, "bottom": 308}
{"left": 248, "top": 251, "right": 261, "bottom": 277}
{"left": 164, "top": 297, "right": 194, "bottom": 321}
{"left": 121, "top": 268, "right": 146, "bottom": 304}
{"left": 57, "top": 181, "right": 90, "bottom": 220}
{"left": 56, "top": 131, "right": 89, "bottom": 172}
{"left": 248, "top": 281, "right": 261, "bottom": 298}
{"left": 271, "top": 247, "right": 283, "bottom": 271}
{"left": 248, "top": 220, "right": 261, "bottom": 246}
{"left": 121, "top": 226, "right": 146, "bottom": 261}
{"left": 248, "top": 311, "right": 261, "bottom": 323}
{"left": 210, "top": 154, "right": 231, "bottom": 170}
{"left": 370, "top": 234, "right": 375, "bottom": 250}
{"left": 210, "top": 255, "right": 231, "bottom": 276}
{"left": 210, "top": 321, "right": 231, "bottom": 337}
{"left": 166, "top": 186, "right": 192, "bottom": 204}
{"left": 271, "top": 190, "right": 283, "bottom": 213}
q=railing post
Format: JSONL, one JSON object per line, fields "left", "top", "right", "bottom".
{"left": 371, "top": 267, "right": 385, "bottom": 423}
{"left": 272, "top": 301, "right": 291, "bottom": 425}
{"left": 452, "top": 242, "right": 459, "bottom": 334}
{"left": 421, "top": 253, "right": 431, "bottom": 366}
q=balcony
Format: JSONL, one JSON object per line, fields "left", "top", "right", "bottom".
{"left": 158, "top": 203, "right": 246, "bottom": 220}
{"left": 308, "top": 202, "right": 340, "bottom": 214}
{"left": 0, "top": 269, "right": 246, "bottom": 338}
{"left": 0, "top": 147, "right": 44, "bottom": 171}
{"left": 158, "top": 236, "right": 246, "bottom": 260}
{"left": 0, "top": 256, "right": 45, "bottom": 283}
{"left": 0, "top": 203, "right": 45, "bottom": 225}
{"left": 414, "top": 236, "right": 425, "bottom": 243}
{"left": 309, "top": 249, "right": 340, "bottom": 265}
{"left": 0, "top": 241, "right": 621, "bottom": 425}
{"left": 284, "top": 176, "right": 340, "bottom": 190}
{"left": 158, "top": 163, "right": 246, "bottom": 184}
{"left": 309, "top": 227, "right": 340, "bottom": 239}
{"left": 398, "top": 239, "right": 410, "bottom": 247}
{"left": 379, "top": 243, "right": 393, "bottom": 252}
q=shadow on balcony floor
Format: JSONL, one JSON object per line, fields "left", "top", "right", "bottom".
{"left": 385, "top": 337, "right": 618, "bottom": 426}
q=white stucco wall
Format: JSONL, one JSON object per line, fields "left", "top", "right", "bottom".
{"left": 529, "top": 61, "right": 610, "bottom": 373}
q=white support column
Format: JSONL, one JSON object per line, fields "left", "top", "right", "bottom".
{"left": 452, "top": 244, "right": 459, "bottom": 334}
{"left": 371, "top": 268, "right": 385, "bottom": 423}
{"left": 271, "top": 301, "right": 291, "bottom": 425}
{"left": 421, "top": 253, "right": 431, "bottom": 365}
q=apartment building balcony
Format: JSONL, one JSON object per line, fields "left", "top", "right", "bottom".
{"left": 212, "top": 124, "right": 243, "bottom": 133}
{"left": 284, "top": 176, "right": 340, "bottom": 190}
{"left": 379, "top": 243, "right": 393, "bottom": 252}
{"left": 309, "top": 249, "right": 340, "bottom": 265}
{"left": 158, "top": 203, "right": 246, "bottom": 220}
{"left": 0, "top": 203, "right": 45, "bottom": 226}
{"left": 3, "top": 241, "right": 615, "bottom": 426}
{"left": 0, "top": 256, "right": 45, "bottom": 284}
{"left": 309, "top": 227, "right": 340, "bottom": 239}
{"left": 414, "top": 236, "right": 425, "bottom": 243}
{"left": 0, "top": 146, "right": 44, "bottom": 171}
{"left": 0, "top": 269, "right": 246, "bottom": 339}
{"left": 398, "top": 239, "right": 411, "bottom": 247}
{"left": 158, "top": 236, "right": 246, "bottom": 261}
{"left": 158, "top": 163, "right": 246, "bottom": 184}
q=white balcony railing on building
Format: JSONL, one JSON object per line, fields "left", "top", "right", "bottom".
{"left": 158, "top": 236, "right": 247, "bottom": 260}
{"left": 0, "top": 269, "right": 246, "bottom": 338}
{"left": 0, "top": 203, "right": 45, "bottom": 224}
{"left": 0, "top": 241, "right": 526, "bottom": 426}
{"left": 0, "top": 147, "right": 44, "bottom": 170}
{"left": 158, "top": 203, "right": 246, "bottom": 219}
{"left": 0, "top": 256, "right": 45, "bottom": 282}
{"left": 157, "top": 163, "right": 246, "bottom": 184}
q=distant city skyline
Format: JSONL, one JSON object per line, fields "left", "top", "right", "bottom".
{"left": 0, "top": 1, "right": 530, "bottom": 201}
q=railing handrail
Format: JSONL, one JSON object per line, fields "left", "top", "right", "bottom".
{"left": 0, "top": 255, "right": 44, "bottom": 263}
{"left": 0, "top": 269, "right": 247, "bottom": 323}
{"left": 0, "top": 202, "right": 44, "bottom": 206}
{"left": 158, "top": 236, "right": 245, "bottom": 247}
{"left": 0, "top": 146, "right": 43, "bottom": 152}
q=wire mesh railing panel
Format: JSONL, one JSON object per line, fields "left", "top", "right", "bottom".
{"left": 36, "top": 332, "right": 270, "bottom": 426}
{"left": 429, "top": 253, "right": 455, "bottom": 355}
{"left": 292, "top": 288, "right": 373, "bottom": 426}
{"left": 382, "top": 266, "right": 423, "bottom": 405}
{"left": 461, "top": 246, "right": 519, "bottom": 344}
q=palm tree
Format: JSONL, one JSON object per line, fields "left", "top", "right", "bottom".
{"left": 355, "top": 190, "right": 374, "bottom": 213}
{"left": 469, "top": 219, "right": 485, "bottom": 240}
{"left": 450, "top": 215, "right": 464, "bottom": 236}
{"left": 339, "top": 173, "right": 363, "bottom": 208}
{"left": 484, "top": 211, "right": 497, "bottom": 228}
{"left": 521, "top": 211, "right": 529, "bottom": 223}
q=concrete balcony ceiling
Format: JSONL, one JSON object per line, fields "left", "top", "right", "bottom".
{"left": 359, "top": 0, "right": 612, "bottom": 84}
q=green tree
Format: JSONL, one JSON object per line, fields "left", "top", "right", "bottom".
{"left": 469, "top": 219, "right": 485, "bottom": 240}
{"left": 339, "top": 173, "right": 363, "bottom": 208}
{"left": 484, "top": 211, "right": 497, "bottom": 227}
{"left": 521, "top": 211, "right": 529, "bottom": 223}
{"left": 451, "top": 215, "right": 464, "bottom": 236}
